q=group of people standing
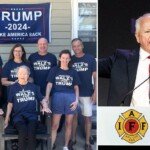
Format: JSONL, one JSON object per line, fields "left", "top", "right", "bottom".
{"left": 0, "top": 37, "right": 96, "bottom": 150}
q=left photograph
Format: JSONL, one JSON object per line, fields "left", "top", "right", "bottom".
{"left": 0, "top": 0, "right": 98, "bottom": 150}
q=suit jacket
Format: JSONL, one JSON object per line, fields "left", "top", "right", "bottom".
{"left": 99, "top": 49, "right": 139, "bottom": 106}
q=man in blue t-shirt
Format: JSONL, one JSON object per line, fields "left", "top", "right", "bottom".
{"left": 0, "top": 55, "right": 3, "bottom": 115}
{"left": 28, "top": 37, "right": 57, "bottom": 96}
{"left": 70, "top": 38, "right": 97, "bottom": 150}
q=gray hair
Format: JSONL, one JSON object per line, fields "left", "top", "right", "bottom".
{"left": 135, "top": 13, "right": 150, "bottom": 33}
{"left": 71, "top": 38, "right": 83, "bottom": 45}
{"left": 16, "top": 65, "right": 31, "bottom": 75}
{"left": 37, "top": 37, "right": 48, "bottom": 44}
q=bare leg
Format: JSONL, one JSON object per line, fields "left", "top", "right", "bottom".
{"left": 51, "top": 114, "right": 62, "bottom": 148}
{"left": 71, "top": 114, "right": 78, "bottom": 142}
{"left": 64, "top": 114, "right": 74, "bottom": 147}
{"left": 84, "top": 116, "right": 92, "bottom": 145}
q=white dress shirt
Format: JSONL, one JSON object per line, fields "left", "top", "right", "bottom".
{"left": 130, "top": 48, "right": 150, "bottom": 106}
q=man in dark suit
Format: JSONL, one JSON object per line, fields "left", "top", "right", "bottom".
{"left": 99, "top": 13, "right": 150, "bottom": 106}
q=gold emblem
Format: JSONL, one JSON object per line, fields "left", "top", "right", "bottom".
{"left": 115, "top": 109, "right": 148, "bottom": 143}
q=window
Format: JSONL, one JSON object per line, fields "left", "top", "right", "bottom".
{"left": 72, "top": 0, "right": 98, "bottom": 58}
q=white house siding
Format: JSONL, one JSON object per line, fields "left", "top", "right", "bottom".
{"left": 0, "top": 0, "right": 72, "bottom": 64}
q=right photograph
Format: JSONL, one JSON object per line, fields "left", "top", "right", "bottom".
{"left": 98, "top": 0, "right": 150, "bottom": 107}
{"left": 98, "top": 0, "right": 150, "bottom": 149}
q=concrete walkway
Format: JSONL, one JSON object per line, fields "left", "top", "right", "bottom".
{"left": 0, "top": 116, "right": 97, "bottom": 150}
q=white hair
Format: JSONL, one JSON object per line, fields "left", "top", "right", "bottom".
{"left": 135, "top": 13, "right": 150, "bottom": 33}
{"left": 16, "top": 65, "right": 31, "bottom": 75}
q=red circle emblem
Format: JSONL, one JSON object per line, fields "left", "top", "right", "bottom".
{"left": 125, "top": 119, "right": 139, "bottom": 133}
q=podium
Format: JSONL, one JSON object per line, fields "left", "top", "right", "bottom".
{"left": 97, "top": 107, "right": 150, "bottom": 146}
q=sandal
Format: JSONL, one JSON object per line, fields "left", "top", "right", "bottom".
{"left": 85, "top": 144, "right": 92, "bottom": 150}
{"left": 52, "top": 143, "right": 56, "bottom": 149}
{"left": 68, "top": 140, "right": 76, "bottom": 149}
{"left": 11, "top": 141, "right": 18, "bottom": 150}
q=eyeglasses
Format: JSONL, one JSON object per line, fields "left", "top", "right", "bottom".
{"left": 14, "top": 50, "right": 23, "bottom": 53}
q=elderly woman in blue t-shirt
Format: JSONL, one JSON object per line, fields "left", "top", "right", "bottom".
{"left": 4, "top": 65, "right": 51, "bottom": 150}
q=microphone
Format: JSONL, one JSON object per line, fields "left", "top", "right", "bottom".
{"left": 120, "top": 76, "right": 150, "bottom": 106}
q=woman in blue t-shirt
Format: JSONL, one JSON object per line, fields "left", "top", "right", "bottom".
{"left": 4, "top": 65, "right": 50, "bottom": 150}
{"left": 45, "top": 50, "right": 80, "bottom": 150}
{"left": 0, "top": 55, "right": 3, "bottom": 115}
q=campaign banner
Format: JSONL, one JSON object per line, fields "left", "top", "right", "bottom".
{"left": 0, "top": 3, "right": 51, "bottom": 43}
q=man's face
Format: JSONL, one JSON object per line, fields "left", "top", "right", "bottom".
{"left": 135, "top": 17, "right": 150, "bottom": 53}
{"left": 38, "top": 38, "right": 48, "bottom": 55}
{"left": 72, "top": 40, "right": 84, "bottom": 55}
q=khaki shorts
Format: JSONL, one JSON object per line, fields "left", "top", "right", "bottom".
{"left": 79, "top": 97, "right": 92, "bottom": 117}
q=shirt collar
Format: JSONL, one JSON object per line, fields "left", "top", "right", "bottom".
{"left": 139, "top": 47, "right": 150, "bottom": 60}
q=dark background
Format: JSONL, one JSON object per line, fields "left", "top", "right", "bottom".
{"left": 98, "top": 0, "right": 150, "bottom": 106}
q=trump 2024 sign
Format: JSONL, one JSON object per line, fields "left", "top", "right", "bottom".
{"left": 0, "top": 3, "right": 51, "bottom": 43}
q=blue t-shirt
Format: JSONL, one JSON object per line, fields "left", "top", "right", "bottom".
{"left": 28, "top": 52, "right": 57, "bottom": 95}
{"left": 71, "top": 54, "right": 96, "bottom": 96}
{"left": 1, "top": 60, "right": 33, "bottom": 82}
{"left": 47, "top": 66, "right": 80, "bottom": 94}
{"left": 0, "top": 55, "right": 3, "bottom": 77}
{"left": 0, "top": 55, "right": 3, "bottom": 67}
{"left": 8, "top": 82, "right": 43, "bottom": 124}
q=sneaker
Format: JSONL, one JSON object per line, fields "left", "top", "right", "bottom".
{"left": 68, "top": 140, "right": 76, "bottom": 149}
{"left": 63, "top": 146, "right": 69, "bottom": 150}
{"left": 85, "top": 144, "right": 92, "bottom": 150}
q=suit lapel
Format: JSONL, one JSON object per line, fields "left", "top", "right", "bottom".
{"left": 127, "top": 49, "right": 139, "bottom": 91}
